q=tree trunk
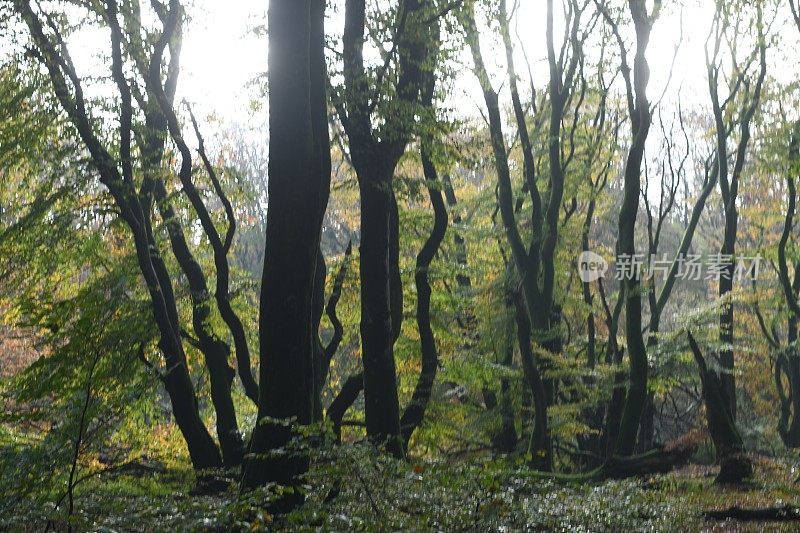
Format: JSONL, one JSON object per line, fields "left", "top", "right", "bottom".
{"left": 338, "top": 0, "right": 435, "bottom": 458}
{"left": 599, "top": 0, "right": 656, "bottom": 457}
{"left": 514, "top": 294, "right": 552, "bottom": 471}
{"left": 151, "top": 180, "right": 242, "bottom": 467}
{"left": 16, "top": 0, "right": 223, "bottom": 471}
{"left": 328, "top": 372, "right": 364, "bottom": 441}
{"left": 359, "top": 168, "right": 404, "bottom": 456}
{"left": 312, "top": 250, "right": 327, "bottom": 422}
{"left": 242, "top": 0, "right": 330, "bottom": 495}
{"left": 707, "top": 5, "right": 767, "bottom": 423}
{"left": 688, "top": 332, "right": 752, "bottom": 484}
{"left": 776, "top": 125, "right": 800, "bottom": 447}
{"left": 718, "top": 248, "right": 736, "bottom": 420}
{"left": 400, "top": 145, "right": 447, "bottom": 447}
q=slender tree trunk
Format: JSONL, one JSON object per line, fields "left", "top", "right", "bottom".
{"left": 600, "top": 0, "right": 656, "bottom": 457}
{"left": 186, "top": 111, "right": 260, "bottom": 405}
{"left": 785, "top": 319, "right": 800, "bottom": 447}
{"left": 312, "top": 250, "right": 328, "bottom": 423}
{"left": 718, "top": 235, "right": 736, "bottom": 419}
{"left": 319, "top": 243, "right": 354, "bottom": 392}
{"left": 151, "top": 180, "right": 242, "bottom": 467}
{"left": 400, "top": 145, "right": 447, "bottom": 447}
{"left": 707, "top": 4, "right": 766, "bottom": 422}
{"left": 777, "top": 125, "right": 800, "bottom": 446}
{"left": 136, "top": 228, "right": 223, "bottom": 470}
{"left": 328, "top": 372, "right": 364, "bottom": 441}
{"left": 338, "top": 0, "right": 434, "bottom": 458}
{"left": 515, "top": 294, "right": 552, "bottom": 471}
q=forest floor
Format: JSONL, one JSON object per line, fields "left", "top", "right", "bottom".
{"left": 4, "top": 443, "right": 800, "bottom": 532}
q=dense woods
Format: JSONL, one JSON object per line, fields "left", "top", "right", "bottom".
{"left": 4, "top": 0, "right": 800, "bottom": 530}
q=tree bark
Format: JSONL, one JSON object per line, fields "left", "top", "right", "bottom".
{"left": 597, "top": 0, "right": 657, "bottom": 457}
{"left": 399, "top": 144, "right": 447, "bottom": 447}
{"left": 338, "top": 0, "right": 435, "bottom": 457}
{"left": 514, "top": 294, "right": 552, "bottom": 471}
{"left": 144, "top": 4, "right": 243, "bottom": 467}
{"left": 241, "top": 0, "right": 330, "bottom": 495}
{"left": 776, "top": 123, "right": 800, "bottom": 447}
{"left": 708, "top": 3, "right": 767, "bottom": 421}
{"left": 688, "top": 332, "right": 752, "bottom": 484}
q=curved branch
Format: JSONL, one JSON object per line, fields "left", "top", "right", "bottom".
{"left": 327, "top": 372, "right": 364, "bottom": 441}
{"left": 322, "top": 242, "right": 353, "bottom": 378}
{"left": 147, "top": 1, "right": 258, "bottom": 403}
{"left": 400, "top": 144, "right": 448, "bottom": 447}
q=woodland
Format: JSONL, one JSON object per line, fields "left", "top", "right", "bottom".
{"left": 3, "top": 0, "right": 800, "bottom": 530}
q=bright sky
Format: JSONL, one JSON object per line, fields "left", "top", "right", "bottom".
{"left": 178, "top": 1, "right": 714, "bottom": 122}
{"left": 175, "top": 0, "right": 773, "bottom": 129}
{"left": 179, "top": 0, "right": 266, "bottom": 124}
{"left": 22, "top": 1, "right": 800, "bottom": 137}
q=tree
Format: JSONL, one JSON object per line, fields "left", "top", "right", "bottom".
{"left": 688, "top": 332, "right": 752, "bottom": 483}
{"left": 15, "top": 0, "right": 234, "bottom": 470}
{"left": 463, "top": 0, "right": 592, "bottom": 470}
{"left": 334, "top": 0, "right": 438, "bottom": 456}
{"left": 398, "top": 26, "right": 447, "bottom": 446}
{"left": 638, "top": 111, "right": 718, "bottom": 452}
{"left": 596, "top": 0, "right": 660, "bottom": 457}
{"left": 772, "top": 121, "right": 800, "bottom": 446}
{"left": 706, "top": 0, "right": 767, "bottom": 421}
{"left": 241, "top": 0, "right": 331, "bottom": 493}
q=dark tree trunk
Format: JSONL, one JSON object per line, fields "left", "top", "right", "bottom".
{"left": 597, "top": 0, "right": 657, "bottom": 457}
{"left": 776, "top": 124, "right": 800, "bottom": 447}
{"left": 707, "top": 7, "right": 767, "bottom": 422}
{"left": 598, "top": 277, "right": 625, "bottom": 460}
{"left": 398, "top": 24, "right": 443, "bottom": 447}
{"left": 358, "top": 167, "right": 403, "bottom": 455}
{"left": 328, "top": 372, "right": 364, "bottom": 441}
{"left": 138, "top": 0, "right": 246, "bottom": 468}
{"left": 150, "top": 178, "right": 243, "bottom": 467}
{"left": 312, "top": 250, "right": 328, "bottom": 422}
{"left": 514, "top": 294, "right": 552, "bottom": 471}
{"left": 688, "top": 332, "right": 752, "bottom": 484}
{"left": 319, "top": 242, "right": 354, "bottom": 392}
{"left": 582, "top": 200, "right": 597, "bottom": 369}
{"left": 241, "top": 0, "right": 330, "bottom": 495}
{"left": 464, "top": 8, "right": 553, "bottom": 469}
{"left": 133, "top": 212, "right": 223, "bottom": 470}
{"left": 782, "top": 286, "right": 800, "bottom": 447}
{"left": 186, "top": 111, "right": 260, "bottom": 405}
{"left": 338, "top": 0, "right": 435, "bottom": 458}
{"left": 717, "top": 249, "right": 736, "bottom": 419}
{"left": 399, "top": 145, "right": 447, "bottom": 447}
{"left": 636, "top": 392, "right": 656, "bottom": 454}
{"left": 488, "top": 284, "right": 518, "bottom": 454}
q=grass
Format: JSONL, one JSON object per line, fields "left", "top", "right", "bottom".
{"left": 4, "top": 443, "right": 800, "bottom": 532}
